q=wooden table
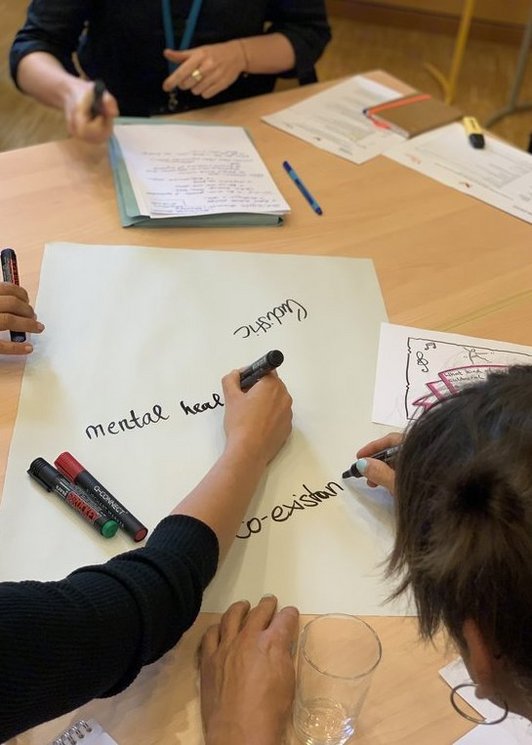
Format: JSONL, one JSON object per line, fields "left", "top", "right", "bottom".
{"left": 1, "top": 74, "right": 531, "bottom": 745}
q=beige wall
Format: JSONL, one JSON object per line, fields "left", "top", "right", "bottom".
{"left": 353, "top": 0, "right": 530, "bottom": 25}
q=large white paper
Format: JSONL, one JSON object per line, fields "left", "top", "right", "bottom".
{"left": 385, "top": 123, "right": 532, "bottom": 223}
{"left": 373, "top": 323, "right": 532, "bottom": 428}
{"left": 440, "top": 659, "right": 532, "bottom": 743}
{"left": 0, "top": 243, "right": 410, "bottom": 615}
{"left": 262, "top": 75, "right": 406, "bottom": 164}
{"left": 112, "top": 124, "right": 290, "bottom": 218}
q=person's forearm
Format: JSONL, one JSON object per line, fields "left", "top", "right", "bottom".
{"left": 17, "top": 51, "right": 87, "bottom": 110}
{"left": 172, "top": 440, "right": 266, "bottom": 559}
{"left": 239, "top": 33, "right": 295, "bottom": 75}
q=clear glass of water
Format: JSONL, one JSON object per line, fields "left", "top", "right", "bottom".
{"left": 293, "top": 614, "right": 382, "bottom": 745}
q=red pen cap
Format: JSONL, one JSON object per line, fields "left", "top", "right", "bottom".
{"left": 54, "top": 451, "right": 84, "bottom": 482}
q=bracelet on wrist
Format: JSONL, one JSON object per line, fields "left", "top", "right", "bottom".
{"left": 238, "top": 38, "right": 250, "bottom": 73}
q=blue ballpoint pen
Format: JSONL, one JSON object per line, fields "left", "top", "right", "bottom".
{"left": 282, "top": 160, "right": 323, "bottom": 216}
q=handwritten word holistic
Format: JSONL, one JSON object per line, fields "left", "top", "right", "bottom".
{"left": 233, "top": 298, "right": 308, "bottom": 339}
{"left": 237, "top": 480, "right": 344, "bottom": 539}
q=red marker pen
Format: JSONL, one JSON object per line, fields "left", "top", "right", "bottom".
{"left": 55, "top": 452, "right": 148, "bottom": 542}
{"left": 28, "top": 458, "right": 119, "bottom": 538}
{"left": 1, "top": 248, "right": 26, "bottom": 343}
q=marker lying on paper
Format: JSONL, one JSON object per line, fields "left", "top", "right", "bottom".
{"left": 240, "top": 350, "right": 284, "bottom": 390}
{"left": 462, "top": 116, "right": 485, "bottom": 149}
{"left": 342, "top": 445, "right": 401, "bottom": 479}
{"left": 90, "top": 79, "right": 106, "bottom": 119}
{"left": 1, "top": 248, "right": 26, "bottom": 343}
{"left": 28, "top": 457, "right": 119, "bottom": 538}
{"left": 55, "top": 452, "right": 148, "bottom": 542}
{"left": 282, "top": 161, "right": 323, "bottom": 215}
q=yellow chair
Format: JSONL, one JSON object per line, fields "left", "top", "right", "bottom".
{"left": 425, "top": 0, "right": 476, "bottom": 104}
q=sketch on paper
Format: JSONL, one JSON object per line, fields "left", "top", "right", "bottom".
{"left": 373, "top": 324, "right": 532, "bottom": 428}
{"left": 404, "top": 337, "right": 532, "bottom": 421}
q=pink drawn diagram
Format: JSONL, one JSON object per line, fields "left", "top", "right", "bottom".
{"left": 404, "top": 337, "right": 532, "bottom": 421}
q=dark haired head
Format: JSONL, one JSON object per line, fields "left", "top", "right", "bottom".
{"left": 388, "top": 365, "right": 532, "bottom": 690}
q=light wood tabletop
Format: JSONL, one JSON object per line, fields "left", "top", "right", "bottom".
{"left": 1, "top": 73, "right": 530, "bottom": 744}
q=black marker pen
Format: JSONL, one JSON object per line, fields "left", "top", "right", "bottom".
{"left": 28, "top": 458, "right": 119, "bottom": 538}
{"left": 1, "top": 248, "right": 26, "bottom": 343}
{"left": 342, "top": 445, "right": 401, "bottom": 479}
{"left": 240, "top": 350, "right": 284, "bottom": 390}
{"left": 55, "top": 452, "right": 148, "bottom": 542}
{"left": 90, "top": 79, "right": 106, "bottom": 119}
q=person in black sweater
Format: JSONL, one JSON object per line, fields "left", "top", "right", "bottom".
{"left": 0, "top": 336, "right": 294, "bottom": 741}
{"left": 10, "top": 0, "right": 331, "bottom": 143}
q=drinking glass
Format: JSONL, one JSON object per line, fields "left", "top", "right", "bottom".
{"left": 293, "top": 614, "right": 382, "bottom": 745}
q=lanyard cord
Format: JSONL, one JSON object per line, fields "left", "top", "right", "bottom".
{"left": 161, "top": 0, "right": 204, "bottom": 73}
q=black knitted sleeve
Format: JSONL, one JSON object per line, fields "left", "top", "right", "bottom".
{"left": 0, "top": 514, "right": 218, "bottom": 742}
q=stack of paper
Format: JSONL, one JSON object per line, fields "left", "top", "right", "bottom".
{"left": 109, "top": 120, "right": 290, "bottom": 227}
{"left": 262, "top": 74, "right": 407, "bottom": 164}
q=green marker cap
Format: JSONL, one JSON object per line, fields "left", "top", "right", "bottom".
{"left": 101, "top": 519, "right": 119, "bottom": 538}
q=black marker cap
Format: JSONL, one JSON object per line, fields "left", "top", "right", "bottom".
{"left": 28, "top": 457, "right": 58, "bottom": 490}
{"left": 342, "top": 463, "right": 362, "bottom": 479}
{"left": 469, "top": 133, "right": 485, "bottom": 149}
{"left": 266, "top": 350, "right": 284, "bottom": 367}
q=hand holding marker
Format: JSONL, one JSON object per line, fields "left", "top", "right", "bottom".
{"left": 342, "top": 445, "right": 401, "bottom": 479}
{"left": 240, "top": 350, "right": 284, "bottom": 390}
{"left": 1, "top": 248, "right": 26, "bottom": 343}
{"left": 28, "top": 354, "right": 284, "bottom": 539}
{"left": 90, "top": 79, "right": 106, "bottom": 119}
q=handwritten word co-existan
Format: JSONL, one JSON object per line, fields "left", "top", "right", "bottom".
{"left": 237, "top": 480, "right": 344, "bottom": 538}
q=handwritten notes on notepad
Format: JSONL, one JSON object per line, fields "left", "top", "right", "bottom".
{"left": 0, "top": 243, "right": 410, "bottom": 616}
{"left": 110, "top": 122, "right": 290, "bottom": 226}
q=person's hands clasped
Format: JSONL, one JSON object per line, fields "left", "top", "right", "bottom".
{"left": 355, "top": 432, "right": 404, "bottom": 495}
{"left": 0, "top": 283, "right": 44, "bottom": 355}
{"left": 200, "top": 595, "right": 299, "bottom": 745}
{"left": 222, "top": 369, "right": 292, "bottom": 467}
{"left": 163, "top": 41, "right": 246, "bottom": 100}
{"left": 63, "top": 80, "right": 119, "bottom": 144}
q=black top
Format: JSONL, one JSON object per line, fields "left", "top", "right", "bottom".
{"left": 0, "top": 514, "right": 219, "bottom": 742}
{"left": 10, "top": 0, "right": 331, "bottom": 116}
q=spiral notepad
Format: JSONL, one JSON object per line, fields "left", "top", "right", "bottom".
{"left": 49, "top": 719, "right": 118, "bottom": 745}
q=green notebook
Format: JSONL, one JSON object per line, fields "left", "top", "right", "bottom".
{"left": 109, "top": 118, "right": 288, "bottom": 228}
